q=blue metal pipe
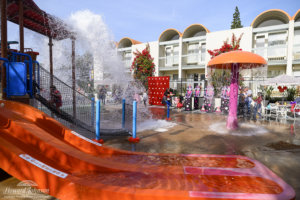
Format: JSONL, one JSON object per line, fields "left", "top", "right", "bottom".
{"left": 0, "top": 57, "right": 9, "bottom": 62}
{"left": 96, "top": 100, "right": 101, "bottom": 140}
{"left": 132, "top": 101, "right": 137, "bottom": 138}
{"left": 122, "top": 99, "right": 125, "bottom": 129}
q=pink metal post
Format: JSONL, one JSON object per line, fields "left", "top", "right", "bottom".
{"left": 226, "top": 63, "right": 239, "bottom": 130}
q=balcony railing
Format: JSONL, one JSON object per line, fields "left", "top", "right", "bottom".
{"left": 252, "top": 45, "right": 287, "bottom": 64}
{"left": 158, "top": 56, "right": 179, "bottom": 69}
{"left": 122, "top": 58, "right": 132, "bottom": 72}
{"left": 182, "top": 53, "right": 206, "bottom": 65}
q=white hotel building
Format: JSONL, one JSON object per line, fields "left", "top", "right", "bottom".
{"left": 117, "top": 9, "right": 300, "bottom": 90}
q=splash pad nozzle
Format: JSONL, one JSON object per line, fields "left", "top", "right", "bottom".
{"left": 207, "top": 51, "right": 266, "bottom": 130}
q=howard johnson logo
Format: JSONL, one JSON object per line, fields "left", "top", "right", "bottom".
{"left": 2, "top": 180, "right": 50, "bottom": 199}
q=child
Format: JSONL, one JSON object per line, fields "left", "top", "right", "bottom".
{"left": 50, "top": 85, "right": 62, "bottom": 109}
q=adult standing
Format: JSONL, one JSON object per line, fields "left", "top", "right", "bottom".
{"left": 246, "top": 88, "right": 253, "bottom": 116}
{"left": 100, "top": 86, "right": 107, "bottom": 105}
{"left": 163, "top": 88, "right": 170, "bottom": 105}
{"left": 142, "top": 90, "right": 148, "bottom": 107}
{"left": 253, "top": 92, "right": 263, "bottom": 120}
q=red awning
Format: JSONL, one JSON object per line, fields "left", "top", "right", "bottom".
{"left": 7, "top": 0, "right": 73, "bottom": 40}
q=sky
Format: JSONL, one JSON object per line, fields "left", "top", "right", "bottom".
{"left": 6, "top": 0, "right": 300, "bottom": 45}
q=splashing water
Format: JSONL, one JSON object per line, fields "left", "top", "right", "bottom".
{"left": 209, "top": 122, "right": 268, "bottom": 136}
{"left": 138, "top": 119, "right": 176, "bottom": 132}
{"left": 29, "top": 9, "right": 176, "bottom": 129}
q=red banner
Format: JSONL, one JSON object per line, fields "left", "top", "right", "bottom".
{"left": 148, "top": 76, "right": 169, "bottom": 106}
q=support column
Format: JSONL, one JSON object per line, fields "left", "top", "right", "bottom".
{"left": 72, "top": 38, "right": 76, "bottom": 119}
{"left": 227, "top": 63, "right": 239, "bottom": 130}
{"left": 286, "top": 20, "right": 295, "bottom": 76}
{"left": 178, "top": 37, "right": 183, "bottom": 79}
{"left": 18, "top": 0, "right": 24, "bottom": 53}
{"left": 1, "top": 0, "right": 8, "bottom": 99}
{"left": 155, "top": 43, "right": 159, "bottom": 77}
{"left": 48, "top": 37, "right": 53, "bottom": 86}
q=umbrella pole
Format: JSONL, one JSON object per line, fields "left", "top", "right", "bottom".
{"left": 227, "top": 63, "right": 239, "bottom": 130}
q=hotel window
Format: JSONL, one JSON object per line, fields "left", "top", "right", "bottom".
{"left": 294, "top": 30, "right": 300, "bottom": 44}
{"left": 187, "top": 43, "right": 199, "bottom": 64}
{"left": 123, "top": 52, "right": 132, "bottom": 67}
{"left": 255, "top": 35, "right": 266, "bottom": 57}
{"left": 173, "top": 46, "right": 179, "bottom": 65}
{"left": 293, "top": 30, "right": 300, "bottom": 60}
{"left": 268, "top": 32, "right": 286, "bottom": 46}
{"left": 165, "top": 46, "right": 172, "bottom": 66}
{"left": 200, "top": 43, "right": 206, "bottom": 62}
{"left": 268, "top": 32, "right": 287, "bottom": 59}
{"left": 173, "top": 74, "right": 178, "bottom": 80}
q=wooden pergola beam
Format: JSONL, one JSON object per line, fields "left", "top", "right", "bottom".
{"left": 19, "top": 0, "right": 24, "bottom": 53}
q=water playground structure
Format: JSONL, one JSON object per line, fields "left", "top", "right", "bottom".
{"left": 208, "top": 51, "right": 267, "bottom": 130}
{"left": 0, "top": 100, "right": 296, "bottom": 200}
{"left": 0, "top": 0, "right": 297, "bottom": 199}
{"left": 0, "top": 49, "right": 296, "bottom": 199}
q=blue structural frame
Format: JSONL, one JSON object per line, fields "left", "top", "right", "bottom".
{"left": 1, "top": 52, "right": 34, "bottom": 98}
{"left": 132, "top": 101, "right": 137, "bottom": 138}
{"left": 10, "top": 52, "right": 33, "bottom": 98}
{"left": 122, "top": 99, "right": 125, "bottom": 129}
{"left": 6, "top": 62, "right": 27, "bottom": 97}
{"left": 95, "top": 100, "right": 101, "bottom": 140}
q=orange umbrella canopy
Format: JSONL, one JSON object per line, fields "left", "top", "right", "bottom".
{"left": 207, "top": 51, "right": 267, "bottom": 69}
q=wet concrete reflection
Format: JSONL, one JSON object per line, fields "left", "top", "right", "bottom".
{"left": 105, "top": 107, "right": 300, "bottom": 196}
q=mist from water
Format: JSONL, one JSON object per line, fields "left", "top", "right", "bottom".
{"left": 28, "top": 9, "right": 176, "bottom": 130}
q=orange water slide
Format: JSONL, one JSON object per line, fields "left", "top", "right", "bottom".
{"left": 0, "top": 100, "right": 295, "bottom": 200}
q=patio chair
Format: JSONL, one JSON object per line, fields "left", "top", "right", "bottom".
{"left": 276, "top": 105, "right": 287, "bottom": 119}
{"left": 293, "top": 103, "right": 300, "bottom": 118}
{"left": 269, "top": 103, "right": 277, "bottom": 116}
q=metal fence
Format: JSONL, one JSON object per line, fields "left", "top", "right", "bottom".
{"left": 169, "top": 78, "right": 206, "bottom": 96}
{"left": 35, "top": 64, "right": 95, "bottom": 130}
{"left": 34, "top": 64, "right": 133, "bottom": 136}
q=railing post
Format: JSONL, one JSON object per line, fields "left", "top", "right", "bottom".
{"left": 132, "top": 101, "right": 137, "bottom": 138}
{"left": 37, "top": 62, "right": 40, "bottom": 95}
{"left": 91, "top": 97, "right": 95, "bottom": 127}
{"left": 122, "top": 98, "right": 125, "bottom": 129}
{"left": 96, "top": 100, "right": 100, "bottom": 140}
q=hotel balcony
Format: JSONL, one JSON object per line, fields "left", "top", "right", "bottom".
{"left": 181, "top": 53, "right": 206, "bottom": 69}
{"left": 122, "top": 57, "right": 132, "bottom": 73}
{"left": 158, "top": 55, "right": 179, "bottom": 71}
{"left": 252, "top": 45, "right": 287, "bottom": 65}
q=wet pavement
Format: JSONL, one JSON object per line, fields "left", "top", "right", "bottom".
{"left": 1, "top": 106, "right": 300, "bottom": 199}
{"left": 105, "top": 107, "right": 300, "bottom": 197}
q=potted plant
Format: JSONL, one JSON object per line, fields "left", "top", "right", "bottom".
{"left": 263, "top": 86, "right": 274, "bottom": 106}
{"left": 286, "top": 87, "right": 296, "bottom": 102}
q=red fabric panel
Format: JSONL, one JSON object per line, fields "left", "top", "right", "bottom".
{"left": 147, "top": 76, "right": 169, "bottom": 106}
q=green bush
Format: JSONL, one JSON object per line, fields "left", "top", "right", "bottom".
{"left": 286, "top": 87, "right": 296, "bottom": 101}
